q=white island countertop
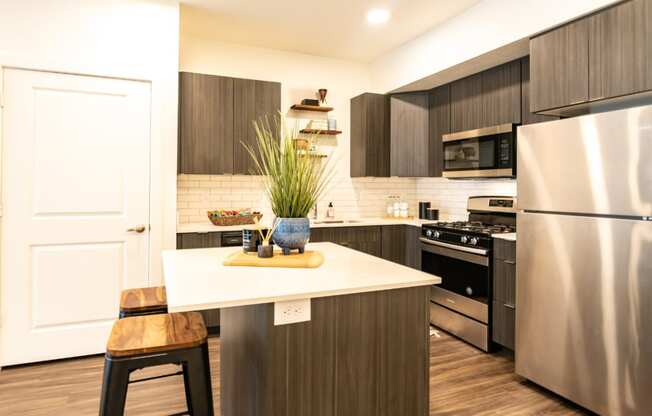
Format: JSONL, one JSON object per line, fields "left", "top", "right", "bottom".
{"left": 162, "top": 242, "right": 441, "bottom": 311}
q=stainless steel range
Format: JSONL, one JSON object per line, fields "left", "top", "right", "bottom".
{"left": 420, "top": 196, "right": 516, "bottom": 351}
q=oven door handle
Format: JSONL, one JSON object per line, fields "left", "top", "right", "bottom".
{"left": 419, "top": 237, "right": 489, "bottom": 256}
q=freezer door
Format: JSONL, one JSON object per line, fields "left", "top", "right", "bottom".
{"left": 516, "top": 212, "right": 652, "bottom": 416}
{"left": 517, "top": 105, "right": 652, "bottom": 217}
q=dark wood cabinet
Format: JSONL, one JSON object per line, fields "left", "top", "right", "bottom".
{"left": 350, "top": 93, "right": 390, "bottom": 177}
{"left": 520, "top": 57, "right": 559, "bottom": 125}
{"left": 176, "top": 232, "right": 222, "bottom": 329}
{"left": 530, "top": 18, "right": 589, "bottom": 113}
{"left": 178, "top": 72, "right": 234, "bottom": 174}
{"left": 233, "top": 79, "right": 281, "bottom": 174}
{"left": 428, "top": 85, "right": 450, "bottom": 177}
{"left": 588, "top": 0, "right": 652, "bottom": 101}
{"left": 481, "top": 60, "right": 521, "bottom": 126}
{"left": 310, "top": 226, "right": 382, "bottom": 257}
{"left": 381, "top": 225, "right": 406, "bottom": 264}
{"left": 450, "top": 73, "right": 482, "bottom": 132}
{"left": 492, "top": 238, "right": 516, "bottom": 350}
{"left": 390, "top": 93, "right": 430, "bottom": 177}
{"left": 176, "top": 232, "right": 222, "bottom": 249}
{"left": 405, "top": 225, "right": 422, "bottom": 270}
{"left": 179, "top": 72, "right": 280, "bottom": 175}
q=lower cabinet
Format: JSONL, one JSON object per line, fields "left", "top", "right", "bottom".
{"left": 404, "top": 225, "right": 422, "bottom": 270}
{"left": 177, "top": 232, "right": 222, "bottom": 331}
{"left": 492, "top": 238, "right": 516, "bottom": 350}
{"left": 309, "top": 226, "right": 382, "bottom": 257}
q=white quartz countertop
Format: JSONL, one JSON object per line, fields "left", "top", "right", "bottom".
{"left": 177, "top": 217, "right": 441, "bottom": 234}
{"left": 162, "top": 242, "right": 441, "bottom": 311}
{"left": 492, "top": 232, "right": 516, "bottom": 241}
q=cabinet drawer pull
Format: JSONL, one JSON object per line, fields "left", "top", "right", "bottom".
{"left": 503, "top": 303, "right": 516, "bottom": 309}
{"left": 503, "top": 260, "right": 516, "bottom": 265}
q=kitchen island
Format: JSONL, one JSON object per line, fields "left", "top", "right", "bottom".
{"left": 162, "top": 242, "right": 440, "bottom": 416}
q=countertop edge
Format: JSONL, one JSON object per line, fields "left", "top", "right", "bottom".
{"left": 167, "top": 278, "right": 441, "bottom": 311}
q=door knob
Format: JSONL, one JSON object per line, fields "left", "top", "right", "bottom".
{"left": 127, "top": 225, "right": 147, "bottom": 233}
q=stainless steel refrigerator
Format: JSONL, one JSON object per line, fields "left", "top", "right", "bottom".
{"left": 516, "top": 105, "right": 652, "bottom": 416}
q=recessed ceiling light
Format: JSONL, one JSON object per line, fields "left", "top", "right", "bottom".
{"left": 366, "top": 8, "right": 390, "bottom": 25}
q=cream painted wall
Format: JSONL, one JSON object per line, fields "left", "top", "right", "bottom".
{"left": 0, "top": 0, "right": 180, "bottom": 283}
{"left": 370, "top": 0, "right": 618, "bottom": 93}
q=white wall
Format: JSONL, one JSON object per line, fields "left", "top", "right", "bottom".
{"left": 0, "top": 0, "right": 179, "bottom": 282}
{"left": 371, "top": 0, "right": 618, "bottom": 93}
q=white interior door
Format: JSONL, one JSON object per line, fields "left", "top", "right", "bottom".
{"left": 0, "top": 68, "right": 151, "bottom": 365}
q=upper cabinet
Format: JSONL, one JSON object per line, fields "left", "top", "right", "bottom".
{"left": 428, "top": 85, "right": 450, "bottom": 177}
{"left": 450, "top": 73, "right": 482, "bottom": 132}
{"left": 450, "top": 60, "right": 521, "bottom": 133}
{"left": 481, "top": 60, "right": 522, "bottom": 126}
{"left": 530, "top": 0, "right": 652, "bottom": 114}
{"left": 390, "top": 93, "right": 430, "bottom": 177}
{"left": 530, "top": 19, "right": 589, "bottom": 113}
{"left": 179, "top": 72, "right": 234, "bottom": 174}
{"left": 178, "top": 72, "right": 281, "bottom": 175}
{"left": 233, "top": 79, "right": 281, "bottom": 175}
{"left": 520, "top": 57, "right": 559, "bottom": 125}
{"left": 350, "top": 93, "right": 390, "bottom": 177}
{"left": 588, "top": 0, "right": 652, "bottom": 101}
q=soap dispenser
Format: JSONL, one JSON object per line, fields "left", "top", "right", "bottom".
{"left": 326, "top": 202, "right": 335, "bottom": 218}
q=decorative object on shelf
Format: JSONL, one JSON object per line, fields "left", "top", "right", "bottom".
{"left": 301, "top": 98, "right": 320, "bottom": 106}
{"left": 207, "top": 209, "right": 262, "bottom": 226}
{"left": 242, "top": 113, "right": 336, "bottom": 255}
{"left": 290, "top": 104, "right": 333, "bottom": 112}
{"left": 318, "top": 88, "right": 328, "bottom": 105}
{"left": 309, "top": 119, "right": 328, "bottom": 130}
{"left": 327, "top": 118, "right": 337, "bottom": 130}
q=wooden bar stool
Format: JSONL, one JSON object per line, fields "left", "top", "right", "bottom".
{"left": 99, "top": 312, "right": 214, "bottom": 416}
{"left": 119, "top": 286, "right": 168, "bottom": 318}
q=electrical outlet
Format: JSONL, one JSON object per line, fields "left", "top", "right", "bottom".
{"left": 274, "top": 298, "right": 311, "bottom": 326}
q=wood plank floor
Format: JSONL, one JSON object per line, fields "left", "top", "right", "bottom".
{"left": 0, "top": 328, "right": 592, "bottom": 415}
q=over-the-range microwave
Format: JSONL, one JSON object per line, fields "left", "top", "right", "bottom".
{"left": 442, "top": 123, "right": 516, "bottom": 179}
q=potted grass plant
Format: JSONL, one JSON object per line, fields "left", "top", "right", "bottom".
{"left": 243, "top": 113, "right": 335, "bottom": 255}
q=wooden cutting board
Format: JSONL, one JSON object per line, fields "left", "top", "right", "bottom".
{"left": 223, "top": 250, "right": 324, "bottom": 269}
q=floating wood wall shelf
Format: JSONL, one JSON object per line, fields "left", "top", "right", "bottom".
{"left": 300, "top": 129, "right": 341, "bottom": 135}
{"left": 291, "top": 104, "right": 333, "bottom": 112}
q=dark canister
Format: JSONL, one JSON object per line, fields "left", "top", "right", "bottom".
{"left": 426, "top": 208, "right": 439, "bottom": 220}
{"left": 242, "top": 226, "right": 263, "bottom": 252}
{"left": 418, "top": 202, "right": 431, "bottom": 219}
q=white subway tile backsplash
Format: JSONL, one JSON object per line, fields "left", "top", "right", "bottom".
{"left": 176, "top": 174, "right": 516, "bottom": 224}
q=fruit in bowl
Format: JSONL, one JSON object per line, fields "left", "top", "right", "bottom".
{"left": 207, "top": 208, "right": 262, "bottom": 226}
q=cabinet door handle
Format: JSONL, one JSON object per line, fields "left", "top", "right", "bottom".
{"left": 503, "top": 260, "right": 516, "bottom": 265}
{"left": 127, "top": 225, "right": 146, "bottom": 233}
{"left": 504, "top": 303, "right": 516, "bottom": 309}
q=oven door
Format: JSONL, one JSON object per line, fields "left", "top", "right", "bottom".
{"left": 420, "top": 239, "right": 490, "bottom": 323}
{"left": 442, "top": 128, "right": 515, "bottom": 178}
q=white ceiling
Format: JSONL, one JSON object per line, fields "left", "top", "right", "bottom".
{"left": 180, "top": 0, "right": 481, "bottom": 62}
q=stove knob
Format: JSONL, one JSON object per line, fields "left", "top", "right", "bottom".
{"left": 469, "top": 237, "right": 479, "bottom": 246}
{"left": 426, "top": 229, "right": 433, "bottom": 238}
{"left": 460, "top": 235, "right": 468, "bottom": 244}
{"left": 433, "top": 231, "right": 441, "bottom": 238}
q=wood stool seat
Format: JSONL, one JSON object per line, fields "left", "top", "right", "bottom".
{"left": 119, "top": 286, "right": 167, "bottom": 318}
{"left": 100, "top": 312, "right": 214, "bottom": 415}
{"left": 107, "top": 312, "right": 207, "bottom": 358}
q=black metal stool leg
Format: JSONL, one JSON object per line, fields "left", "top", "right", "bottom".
{"left": 99, "top": 356, "right": 130, "bottom": 416}
{"left": 184, "top": 342, "right": 214, "bottom": 416}
{"left": 182, "top": 362, "right": 194, "bottom": 415}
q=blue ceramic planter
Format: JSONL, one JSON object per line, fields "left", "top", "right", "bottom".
{"left": 272, "top": 217, "right": 310, "bottom": 255}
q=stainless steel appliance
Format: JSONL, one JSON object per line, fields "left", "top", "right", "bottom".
{"left": 517, "top": 106, "right": 652, "bottom": 416}
{"left": 421, "top": 196, "right": 516, "bottom": 351}
{"left": 442, "top": 123, "right": 516, "bottom": 178}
